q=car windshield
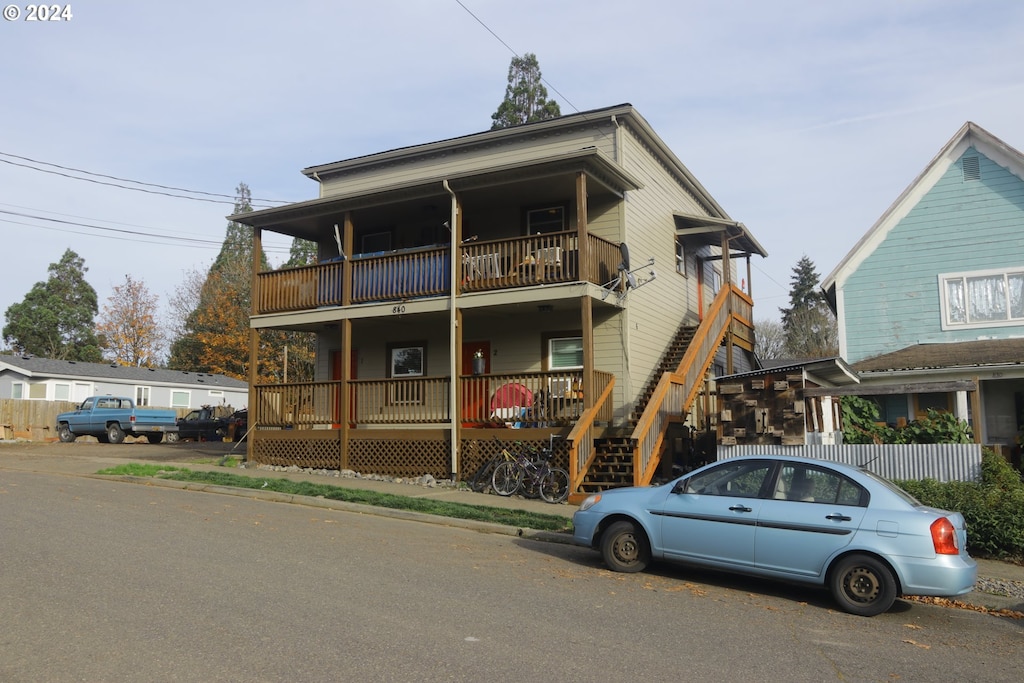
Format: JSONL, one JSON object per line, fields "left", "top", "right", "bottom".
{"left": 858, "top": 468, "right": 922, "bottom": 506}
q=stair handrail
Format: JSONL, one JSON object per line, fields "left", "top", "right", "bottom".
{"left": 566, "top": 373, "right": 615, "bottom": 498}
{"left": 629, "top": 285, "right": 739, "bottom": 485}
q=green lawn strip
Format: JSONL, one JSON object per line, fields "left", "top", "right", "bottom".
{"left": 97, "top": 464, "right": 572, "bottom": 533}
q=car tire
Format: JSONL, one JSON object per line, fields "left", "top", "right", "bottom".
{"left": 57, "top": 423, "right": 76, "bottom": 443}
{"left": 145, "top": 433, "right": 163, "bottom": 444}
{"left": 165, "top": 432, "right": 179, "bottom": 444}
{"left": 106, "top": 423, "right": 126, "bottom": 445}
{"left": 829, "top": 554, "right": 898, "bottom": 617}
{"left": 601, "top": 520, "right": 650, "bottom": 573}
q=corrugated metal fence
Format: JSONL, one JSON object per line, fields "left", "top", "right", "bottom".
{"left": 718, "top": 444, "right": 983, "bottom": 483}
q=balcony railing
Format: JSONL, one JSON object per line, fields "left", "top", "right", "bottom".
{"left": 254, "top": 232, "right": 623, "bottom": 315}
{"left": 253, "top": 371, "right": 598, "bottom": 429}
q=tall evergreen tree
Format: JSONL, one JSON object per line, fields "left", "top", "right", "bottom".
{"left": 490, "top": 53, "right": 561, "bottom": 129}
{"left": 779, "top": 255, "right": 838, "bottom": 358}
{"left": 3, "top": 249, "right": 102, "bottom": 361}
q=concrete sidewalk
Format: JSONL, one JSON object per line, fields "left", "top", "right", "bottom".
{"left": 2, "top": 440, "right": 1021, "bottom": 616}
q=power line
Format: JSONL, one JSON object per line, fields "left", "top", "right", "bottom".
{"left": 0, "top": 152, "right": 290, "bottom": 208}
{"left": 0, "top": 209, "right": 291, "bottom": 253}
{"left": 453, "top": 0, "right": 582, "bottom": 116}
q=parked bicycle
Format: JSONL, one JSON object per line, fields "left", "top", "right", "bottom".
{"left": 489, "top": 435, "right": 570, "bottom": 504}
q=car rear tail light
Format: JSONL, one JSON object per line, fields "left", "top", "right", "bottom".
{"left": 930, "top": 517, "right": 959, "bottom": 555}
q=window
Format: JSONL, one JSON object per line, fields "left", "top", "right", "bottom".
{"left": 940, "top": 268, "right": 1024, "bottom": 329}
{"left": 549, "top": 336, "right": 583, "bottom": 370}
{"left": 135, "top": 386, "right": 151, "bottom": 407}
{"left": 685, "top": 460, "right": 772, "bottom": 498}
{"left": 675, "top": 237, "right": 687, "bottom": 276}
{"left": 526, "top": 206, "right": 566, "bottom": 234}
{"left": 29, "top": 383, "right": 46, "bottom": 399}
{"left": 171, "top": 391, "right": 190, "bottom": 408}
{"left": 208, "top": 390, "right": 224, "bottom": 398}
{"left": 11, "top": 382, "right": 24, "bottom": 399}
{"left": 387, "top": 342, "right": 426, "bottom": 405}
{"left": 361, "top": 231, "right": 391, "bottom": 254}
{"left": 776, "top": 464, "right": 866, "bottom": 506}
{"left": 710, "top": 267, "right": 722, "bottom": 292}
{"left": 54, "top": 383, "right": 70, "bottom": 401}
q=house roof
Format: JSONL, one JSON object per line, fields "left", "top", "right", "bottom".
{"left": 719, "top": 356, "right": 860, "bottom": 387}
{"left": 851, "top": 339, "right": 1024, "bottom": 373}
{"left": 229, "top": 104, "right": 737, "bottom": 241}
{"left": 821, "top": 121, "right": 1024, "bottom": 307}
{"left": 0, "top": 355, "right": 248, "bottom": 389}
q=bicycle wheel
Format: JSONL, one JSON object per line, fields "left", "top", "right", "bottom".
{"left": 469, "top": 455, "right": 502, "bottom": 492}
{"left": 539, "top": 467, "right": 570, "bottom": 503}
{"left": 491, "top": 461, "right": 522, "bottom": 496}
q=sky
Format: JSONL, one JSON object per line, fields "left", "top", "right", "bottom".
{"left": 2, "top": 0, "right": 1023, "bottom": 352}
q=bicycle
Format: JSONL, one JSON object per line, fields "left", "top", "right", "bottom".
{"left": 490, "top": 435, "right": 570, "bottom": 504}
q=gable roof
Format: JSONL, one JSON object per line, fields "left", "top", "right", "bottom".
{"left": 851, "top": 339, "right": 1024, "bottom": 373}
{"left": 822, "top": 121, "right": 1024, "bottom": 308}
{"left": 0, "top": 355, "right": 247, "bottom": 389}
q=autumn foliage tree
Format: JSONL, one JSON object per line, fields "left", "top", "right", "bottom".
{"left": 96, "top": 274, "right": 163, "bottom": 366}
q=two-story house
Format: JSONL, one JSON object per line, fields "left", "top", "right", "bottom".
{"left": 232, "top": 104, "right": 767, "bottom": 496}
{"left": 822, "top": 122, "right": 1024, "bottom": 454}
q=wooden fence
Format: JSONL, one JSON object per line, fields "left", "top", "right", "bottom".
{"left": 0, "top": 399, "right": 191, "bottom": 442}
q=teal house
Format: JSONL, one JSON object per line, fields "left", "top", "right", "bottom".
{"left": 822, "top": 122, "right": 1024, "bottom": 452}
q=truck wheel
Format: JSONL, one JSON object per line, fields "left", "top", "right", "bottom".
{"left": 57, "top": 423, "right": 76, "bottom": 443}
{"left": 106, "top": 423, "right": 126, "bottom": 444}
{"left": 145, "top": 433, "right": 163, "bottom": 444}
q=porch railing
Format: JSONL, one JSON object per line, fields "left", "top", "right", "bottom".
{"left": 253, "top": 371, "right": 605, "bottom": 428}
{"left": 629, "top": 285, "right": 750, "bottom": 485}
{"left": 254, "top": 232, "right": 626, "bottom": 314}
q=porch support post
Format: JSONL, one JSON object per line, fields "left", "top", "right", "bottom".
{"left": 444, "top": 180, "right": 460, "bottom": 479}
{"left": 581, "top": 296, "right": 594, "bottom": 410}
{"left": 969, "top": 379, "right": 982, "bottom": 444}
{"left": 340, "top": 319, "right": 352, "bottom": 470}
{"left": 575, "top": 172, "right": 588, "bottom": 279}
{"left": 247, "top": 227, "right": 262, "bottom": 462}
{"left": 342, "top": 212, "right": 354, "bottom": 307}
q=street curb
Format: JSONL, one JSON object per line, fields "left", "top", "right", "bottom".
{"left": 108, "top": 474, "right": 576, "bottom": 544}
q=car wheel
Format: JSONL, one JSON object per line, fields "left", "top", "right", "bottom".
{"left": 165, "top": 432, "right": 179, "bottom": 444}
{"left": 57, "top": 423, "right": 76, "bottom": 443}
{"left": 601, "top": 520, "right": 650, "bottom": 573}
{"left": 829, "top": 554, "right": 898, "bottom": 617}
{"left": 106, "top": 423, "right": 126, "bottom": 445}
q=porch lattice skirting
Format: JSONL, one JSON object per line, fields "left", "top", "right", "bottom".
{"left": 250, "top": 430, "right": 570, "bottom": 481}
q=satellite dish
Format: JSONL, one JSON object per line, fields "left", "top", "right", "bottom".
{"left": 619, "top": 242, "right": 631, "bottom": 272}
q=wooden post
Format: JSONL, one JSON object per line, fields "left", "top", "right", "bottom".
{"left": 247, "top": 227, "right": 262, "bottom": 462}
{"left": 581, "top": 297, "right": 594, "bottom": 410}
{"left": 340, "top": 319, "right": 352, "bottom": 470}
{"left": 576, "top": 172, "right": 588, "bottom": 280}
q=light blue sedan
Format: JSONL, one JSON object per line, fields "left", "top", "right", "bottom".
{"left": 572, "top": 455, "right": 977, "bottom": 616}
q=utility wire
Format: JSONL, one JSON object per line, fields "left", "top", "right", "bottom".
{"left": 0, "top": 152, "right": 289, "bottom": 208}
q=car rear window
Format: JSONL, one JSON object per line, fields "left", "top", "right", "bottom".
{"left": 858, "top": 469, "right": 922, "bottom": 506}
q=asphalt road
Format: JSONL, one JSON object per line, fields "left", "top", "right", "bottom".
{"left": 2, "top": 467, "right": 1023, "bottom": 682}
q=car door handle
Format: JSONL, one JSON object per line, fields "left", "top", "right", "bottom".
{"left": 729, "top": 505, "right": 753, "bottom": 513}
{"left": 826, "top": 513, "right": 852, "bottom": 521}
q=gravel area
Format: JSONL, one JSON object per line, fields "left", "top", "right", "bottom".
{"left": 974, "top": 576, "right": 1024, "bottom": 601}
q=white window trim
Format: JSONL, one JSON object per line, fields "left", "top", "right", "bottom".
{"left": 54, "top": 382, "right": 71, "bottom": 401}
{"left": 11, "top": 382, "right": 25, "bottom": 399}
{"left": 938, "top": 266, "right": 1024, "bottom": 331}
{"left": 135, "top": 386, "right": 151, "bottom": 407}
{"left": 548, "top": 336, "right": 584, "bottom": 371}
{"left": 170, "top": 390, "right": 191, "bottom": 409}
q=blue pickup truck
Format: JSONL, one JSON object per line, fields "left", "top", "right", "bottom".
{"left": 56, "top": 396, "right": 179, "bottom": 444}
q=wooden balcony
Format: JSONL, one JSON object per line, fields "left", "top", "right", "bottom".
{"left": 254, "top": 232, "right": 623, "bottom": 315}
{"left": 252, "top": 371, "right": 607, "bottom": 430}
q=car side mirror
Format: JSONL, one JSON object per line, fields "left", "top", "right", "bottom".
{"left": 671, "top": 479, "right": 688, "bottom": 495}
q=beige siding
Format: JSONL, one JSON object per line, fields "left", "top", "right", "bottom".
{"left": 319, "top": 122, "right": 618, "bottom": 199}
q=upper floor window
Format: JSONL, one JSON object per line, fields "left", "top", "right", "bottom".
{"left": 526, "top": 206, "right": 566, "bottom": 234}
{"left": 940, "top": 267, "right": 1024, "bottom": 329}
{"left": 675, "top": 237, "right": 687, "bottom": 276}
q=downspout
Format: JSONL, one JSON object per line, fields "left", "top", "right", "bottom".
{"left": 443, "top": 179, "right": 459, "bottom": 479}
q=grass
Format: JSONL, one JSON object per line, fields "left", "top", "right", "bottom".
{"left": 96, "top": 464, "right": 573, "bottom": 532}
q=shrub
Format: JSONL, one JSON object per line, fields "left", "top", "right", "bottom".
{"left": 897, "top": 450, "right": 1024, "bottom": 560}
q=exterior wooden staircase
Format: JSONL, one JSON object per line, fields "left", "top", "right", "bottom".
{"left": 578, "top": 325, "right": 698, "bottom": 493}
{"left": 570, "top": 285, "right": 754, "bottom": 498}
